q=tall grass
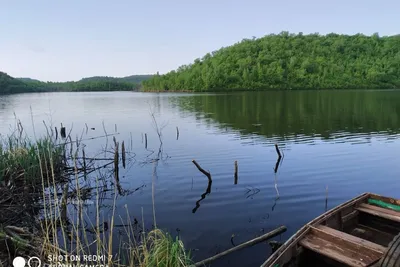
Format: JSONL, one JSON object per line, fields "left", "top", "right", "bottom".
{"left": 39, "top": 153, "right": 193, "bottom": 266}
{"left": 131, "top": 228, "right": 192, "bottom": 267}
{"left": 0, "top": 134, "right": 64, "bottom": 186}
{"left": 0, "top": 122, "right": 193, "bottom": 266}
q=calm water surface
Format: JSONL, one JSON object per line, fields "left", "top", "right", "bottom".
{"left": 1, "top": 90, "right": 400, "bottom": 267}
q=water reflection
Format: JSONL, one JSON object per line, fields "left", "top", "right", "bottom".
{"left": 192, "top": 180, "right": 212, "bottom": 214}
{"left": 170, "top": 90, "right": 400, "bottom": 143}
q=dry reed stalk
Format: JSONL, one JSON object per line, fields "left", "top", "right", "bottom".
{"left": 114, "top": 141, "right": 119, "bottom": 181}
{"left": 82, "top": 147, "right": 87, "bottom": 179}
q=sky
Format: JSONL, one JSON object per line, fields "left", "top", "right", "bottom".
{"left": 0, "top": 0, "right": 399, "bottom": 82}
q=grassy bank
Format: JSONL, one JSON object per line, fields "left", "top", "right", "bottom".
{"left": 0, "top": 130, "right": 66, "bottom": 265}
{"left": 0, "top": 122, "right": 193, "bottom": 267}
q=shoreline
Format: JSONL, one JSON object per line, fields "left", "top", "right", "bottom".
{"left": 140, "top": 87, "right": 400, "bottom": 93}
{"left": 2, "top": 87, "right": 400, "bottom": 96}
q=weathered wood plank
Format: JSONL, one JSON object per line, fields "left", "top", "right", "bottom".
{"left": 351, "top": 224, "right": 395, "bottom": 247}
{"left": 342, "top": 210, "right": 359, "bottom": 224}
{"left": 356, "top": 203, "right": 400, "bottom": 223}
{"left": 315, "top": 225, "right": 386, "bottom": 254}
{"left": 299, "top": 233, "right": 379, "bottom": 267}
{"left": 309, "top": 226, "right": 383, "bottom": 260}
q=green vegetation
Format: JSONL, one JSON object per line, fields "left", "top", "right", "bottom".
{"left": 129, "top": 228, "right": 192, "bottom": 267}
{"left": 79, "top": 75, "right": 153, "bottom": 84}
{"left": 0, "top": 72, "right": 45, "bottom": 94}
{"left": 0, "top": 132, "right": 64, "bottom": 186}
{"left": 0, "top": 121, "right": 192, "bottom": 267}
{"left": 171, "top": 90, "right": 400, "bottom": 140}
{"left": 143, "top": 32, "right": 400, "bottom": 91}
{"left": 0, "top": 72, "right": 153, "bottom": 94}
{"left": 20, "top": 75, "right": 153, "bottom": 92}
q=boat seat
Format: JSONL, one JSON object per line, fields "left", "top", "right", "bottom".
{"left": 299, "top": 225, "right": 386, "bottom": 267}
{"left": 356, "top": 203, "right": 400, "bottom": 223}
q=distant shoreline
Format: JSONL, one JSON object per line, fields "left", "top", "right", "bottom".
{"left": 140, "top": 87, "right": 400, "bottom": 93}
{"left": 2, "top": 88, "right": 400, "bottom": 96}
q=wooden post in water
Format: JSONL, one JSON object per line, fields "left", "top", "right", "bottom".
{"left": 60, "top": 123, "right": 66, "bottom": 138}
{"left": 145, "top": 133, "right": 148, "bottom": 149}
{"left": 121, "top": 141, "right": 126, "bottom": 169}
{"left": 176, "top": 126, "right": 180, "bottom": 140}
{"left": 325, "top": 185, "right": 329, "bottom": 211}
{"left": 234, "top": 160, "right": 238, "bottom": 184}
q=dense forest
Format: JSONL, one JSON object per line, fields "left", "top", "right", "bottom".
{"left": 0, "top": 72, "right": 153, "bottom": 94}
{"left": 0, "top": 72, "right": 44, "bottom": 94}
{"left": 79, "top": 75, "right": 153, "bottom": 84}
{"left": 143, "top": 32, "right": 400, "bottom": 91}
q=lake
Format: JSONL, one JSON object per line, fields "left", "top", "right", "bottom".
{"left": 1, "top": 90, "right": 400, "bottom": 267}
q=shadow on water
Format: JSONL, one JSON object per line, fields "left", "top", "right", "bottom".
{"left": 192, "top": 180, "right": 213, "bottom": 214}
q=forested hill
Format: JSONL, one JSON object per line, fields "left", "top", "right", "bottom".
{"left": 0, "top": 73, "right": 153, "bottom": 94}
{"left": 142, "top": 32, "right": 400, "bottom": 91}
{"left": 79, "top": 75, "right": 153, "bottom": 83}
{"left": 0, "top": 72, "right": 44, "bottom": 94}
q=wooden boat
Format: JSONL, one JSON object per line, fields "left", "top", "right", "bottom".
{"left": 261, "top": 193, "right": 400, "bottom": 267}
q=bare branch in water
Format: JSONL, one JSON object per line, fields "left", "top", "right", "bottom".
{"left": 192, "top": 160, "right": 212, "bottom": 182}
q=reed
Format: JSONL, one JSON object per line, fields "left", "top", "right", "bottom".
{"left": 38, "top": 159, "right": 192, "bottom": 267}
{"left": 0, "top": 119, "right": 193, "bottom": 267}
{"left": 0, "top": 135, "right": 64, "bottom": 186}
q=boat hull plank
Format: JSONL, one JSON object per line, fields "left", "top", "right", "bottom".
{"left": 316, "top": 225, "right": 386, "bottom": 254}
{"left": 299, "top": 226, "right": 383, "bottom": 266}
{"left": 356, "top": 203, "right": 400, "bottom": 223}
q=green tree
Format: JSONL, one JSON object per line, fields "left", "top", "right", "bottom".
{"left": 142, "top": 33, "right": 400, "bottom": 91}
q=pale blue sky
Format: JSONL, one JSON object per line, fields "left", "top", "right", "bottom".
{"left": 0, "top": 0, "right": 399, "bottom": 82}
